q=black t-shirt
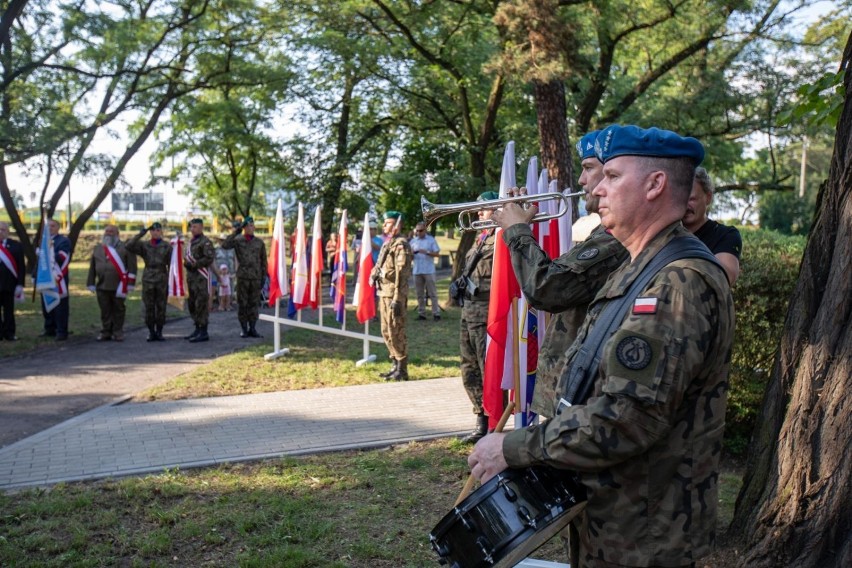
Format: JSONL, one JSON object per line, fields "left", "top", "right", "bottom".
{"left": 694, "top": 219, "right": 742, "bottom": 259}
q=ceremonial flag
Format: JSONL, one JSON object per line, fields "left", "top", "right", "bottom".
{"left": 554, "top": 179, "right": 573, "bottom": 255}
{"left": 483, "top": 142, "right": 522, "bottom": 429}
{"left": 34, "top": 215, "right": 61, "bottom": 312}
{"left": 268, "top": 198, "right": 289, "bottom": 307}
{"left": 290, "top": 202, "right": 309, "bottom": 309}
{"left": 168, "top": 234, "right": 186, "bottom": 299}
{"left": 308, "top": 206, "right": 324, "bottom": 309}
{"left": 330, "top": 210, "right": 348, "bottom": 323}
{"left": 353, "top": 212, "right": 376, "bottom": 323}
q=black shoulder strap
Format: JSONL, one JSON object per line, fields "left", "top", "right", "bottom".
{"left": 559, "top": 236, "right": 722, "bottom": 407}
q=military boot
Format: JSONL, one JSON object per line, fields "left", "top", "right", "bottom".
{"left": 155, "top": 324, "right": 165, "bottom": 341}
{"left": 379, "top": 359, "right": 398, "bottom": 379}
{"left": 461, "top": 414, "right": 489, "bottom": 444}
{"left": 240, "top": 321, "right": 249, "bottom": 338}
{"left": 184, "top": 326, "right": 200, "bottom": 340}
{"left": 388, "top": 357, "right": 408, "bottom": 381}
{"left": 189, "top": 326, "right": 209, "bottom": 343}
{"left": 248, "top": 320, "right": 262, "bottom": 338}
{"left": 146, "top": 325, "right": 157, "bottom": 342}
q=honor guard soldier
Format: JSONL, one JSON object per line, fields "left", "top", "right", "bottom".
{"left": 127, "top": 222, "right": 173, "bottom": 341}
{"left": 371, "top": 211, "right": 413, "bottom": 381}
{"left": 221, "top": 216, "right": 267, "bottom": 338}
{"left": 183, "top": 218, "right": 216, "bottom": 342}
{"left": 457, "top": 191, "right": 498, "bottom": 443}
{"left": 470, "top": 125, "right": 735, "bottom": 568}
{"left": 86, "top": 225, "right": 137, "bottom": 341}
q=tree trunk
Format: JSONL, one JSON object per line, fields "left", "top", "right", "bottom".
{"left": 731, "top": 32, "right": 852, "bottom": 568}
{"left": 533, "top": 79, "right": 576, "bottom": 221}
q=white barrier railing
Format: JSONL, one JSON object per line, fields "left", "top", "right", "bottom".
{"left": 259, "top": 299, "right": 385, "bottom": 365}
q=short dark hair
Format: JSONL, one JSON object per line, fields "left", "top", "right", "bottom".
{"left": 638, "top": 156, "right": 696, "bottom": 204}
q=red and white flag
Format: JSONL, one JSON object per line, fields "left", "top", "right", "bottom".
{"left": 168, "top": 235, "right": 186, "bottom": 298}
{"left": 554, "top": 179, "right": 573, "bottom": 256}
{"left": 290, "top": 203, "right": 309, "bottom": 309}
{"left": 308, "top": 206, "right": 324, "bottom": 309}
{"left": 483, "top": 141, "right": 522, "bottom": 429}
{"left": 353, "top": 212, "right": 376, "bottom": 323}
{"left": 267, "top": 198, "right": 289, "bottom": 306}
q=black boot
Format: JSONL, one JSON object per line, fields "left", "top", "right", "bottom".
{"left": 240, "top": 321, "right": 249, "bottom": 338}
{"left": 189, "top": 325, "right": 209, "bottom": 343}
{"left": 155, "top": 324, "right": 165, "bottom": 341}
{"left": 184, "top": 325, "right": 200, "bottom": 340}
{"left": 248, "top": 320, "right": 262, "bottom": 338}
{"left": 387, "top": 357, "right": 408, "bottom": 381}
{"left": 461, "top": 414, "right": 489, "bottom": 444}
{"left": 146, "top": 325, "right": 157, "bottom": 342}
{"left": 379, "top": 359, "right": 398, "bottom": 379}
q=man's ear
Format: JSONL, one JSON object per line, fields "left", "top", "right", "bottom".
{"left": 645, "top": 170, "right": 667, "bottom": 201}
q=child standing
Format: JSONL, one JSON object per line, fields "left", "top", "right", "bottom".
{"left": 217, "top": 263, "right": 233, "bottom": 311}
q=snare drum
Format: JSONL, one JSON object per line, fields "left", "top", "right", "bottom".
{"left": 430, "top": 466, "right": 586, "bottom": 567}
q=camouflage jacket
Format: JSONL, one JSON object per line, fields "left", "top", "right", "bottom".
{"left": 372, "top": 235, "right": 412, "bottom": 301}
{"left": 126, "top": 232, "right": 172, "bottom": 286}
{"left": 460, "top": 230, "right": 495, "bottom": 322}
{"left": 185, "top": 234, "right": 215, "bottom": 285}
{"left": 503, "top": 223, "right": 628, "bottom": 416}
{"left": 221, "top": 233, "right": 267, "bottom": 281}
{"left": 86, "top": 242, "right": 138, "bottom": 292}
{"left": 503, "top": 223, "right": 735, "bottom": 567}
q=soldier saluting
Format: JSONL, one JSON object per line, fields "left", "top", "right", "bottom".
{"left": 221, "top": 216, "right": 266, "bottom": 338}
{"left": 127, "top": 222, "right": 173, "bottom": 341}
{"left": 183, "top": 218, "right": 216, "bottom": 343}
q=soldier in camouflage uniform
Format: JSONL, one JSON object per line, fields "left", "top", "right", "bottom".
{"left": 470, "top": 125, "right": 735, "bottom": 568}
{"left": 458, "top": 192, "right": 497, "bottom": 443}
{"left": 221, "top": 216, "right": 267, "bottom": 338}
{"left": 370, "top": 211, "right": 413, "bottom": 381}
{"left": 126, "top": 222, "right": 173, "bottom": 341}
{"left": 183, "top": 218, "right": 216, "bottom": 343}
{"left": 493, "top": 130, "right": 629, "bottom": 420}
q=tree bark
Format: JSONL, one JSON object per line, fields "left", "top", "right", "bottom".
{"left": 731, "top": 31, "right": 852, "bottom": 568}
{"left": 533, "top": 79, "right": 576, "bottom": 220}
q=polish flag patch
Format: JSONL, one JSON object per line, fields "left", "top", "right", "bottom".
{"left": 633, "top": 297, "right": 658, "bottom": 315}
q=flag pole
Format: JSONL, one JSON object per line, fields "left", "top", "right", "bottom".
{"left": 512, "top": 297, "right": 521, "bottom": 421}
{"left": 454, "top": 400, "right": 516, "bottom": 506}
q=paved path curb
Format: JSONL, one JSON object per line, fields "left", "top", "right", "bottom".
{"left": 0, "top": 377, "right": 484, "bottom": 491}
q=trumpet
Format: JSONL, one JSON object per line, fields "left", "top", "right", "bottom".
{"left": 421, "top": 190, "right": 584, "bottom": 231}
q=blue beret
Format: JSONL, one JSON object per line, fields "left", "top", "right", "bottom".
{"left": 575, "top": 130, "right": 601, "bottom": 160}
{"left": 384, "top": 211, "right": 402, "bottom": 221}
{"left": 477, "top": 191, "right": 499, "bottom": 201}
{"left": 594, "top": 125, "right": 704, "bottom": 165}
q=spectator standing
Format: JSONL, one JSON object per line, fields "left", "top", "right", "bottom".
{"left": 410, "top": 222, "right": 441, "bottom": 321}
{"left": 0, "top": 221, "right": 25, "bottom": 341}
{"left": 86, "top": 224, "right": 137, "bottom": 342}
{"left": 217, "top": 263, "right": 232, "bottom": 311}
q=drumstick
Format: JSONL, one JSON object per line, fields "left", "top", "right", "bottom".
{"left": 455, "top": 401, "right": 515, "bottom": 507}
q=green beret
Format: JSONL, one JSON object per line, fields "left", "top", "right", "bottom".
{"left": 384, "top": 211, "right": 402, "bottom": 221}
{"left": 595, "top": 125, "right": 704, "bottom": 165}
{"left": 190, "top": 218, "right": 203, "bottom": 225}
{"left": 477, "top": 191, "right": 499, "bottom": 202}
{"left": 150, "top": 222, "right": 163, "bottom": 230}
{"left": 243, "top": 216, "right": 254, "bottom": 225}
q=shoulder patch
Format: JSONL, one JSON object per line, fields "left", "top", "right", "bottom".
{"left": 632, "top": 297, "right": 658, "bottom": 314}
{"left": 577, "top": 248, "right": 599, "bottom": 260}
{"left": 615, "top": 336, "right": 653, "bottom": 370}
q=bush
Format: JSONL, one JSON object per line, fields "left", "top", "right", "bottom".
{"left": 725, "top": 227, "right": 805, "bottom": 454}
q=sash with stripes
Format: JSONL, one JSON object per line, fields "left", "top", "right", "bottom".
{"left": 54, "top": 249, "right": 69, "bottom": 298}
{"left": 185, "top": 238, "right": 211, "bottom": 293}
{"left": 103, "top": 245, "right": 135, "bottom": 298}
{"left": 0, "top": 241, "right": 18, "bottom": 279}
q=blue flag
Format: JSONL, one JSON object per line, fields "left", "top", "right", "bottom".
{"left": 35, "top": 219, "right": 60, "bottom": 313}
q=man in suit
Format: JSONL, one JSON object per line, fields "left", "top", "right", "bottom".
{"left": 0, "top": 221, "right": 26, "bottom": 341}
{"left": 41, "top": 218, "right": 72, "bottom": 341}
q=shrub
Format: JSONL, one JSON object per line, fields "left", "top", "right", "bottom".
{"left": 725, "top": 227, "right": 805, "bottom": 454}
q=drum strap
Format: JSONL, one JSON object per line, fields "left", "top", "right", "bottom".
{"left": 559, "top": 235, "right": 722, "bottom": 406}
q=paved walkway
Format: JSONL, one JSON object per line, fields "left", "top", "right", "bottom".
{"left": 0, "top": 377, "right": 487, "bottom": 492}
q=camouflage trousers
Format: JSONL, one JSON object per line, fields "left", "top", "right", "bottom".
{"left": 187, "top": 273, "right": 210, "bottom": 327}
{"left": 142, "top": 282, "right": 168, "bottom": 328}
{"left": 459, "top": 307, "right": 487, "bottom": 415}
{"left": 236, "top": 277, "right": 261, "bottom": 324}
{"left": 96, "top": 290, "right": 126, "bottom": 337}
{"left": 379, "top": 296, "right": 407, "bottom": 360}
